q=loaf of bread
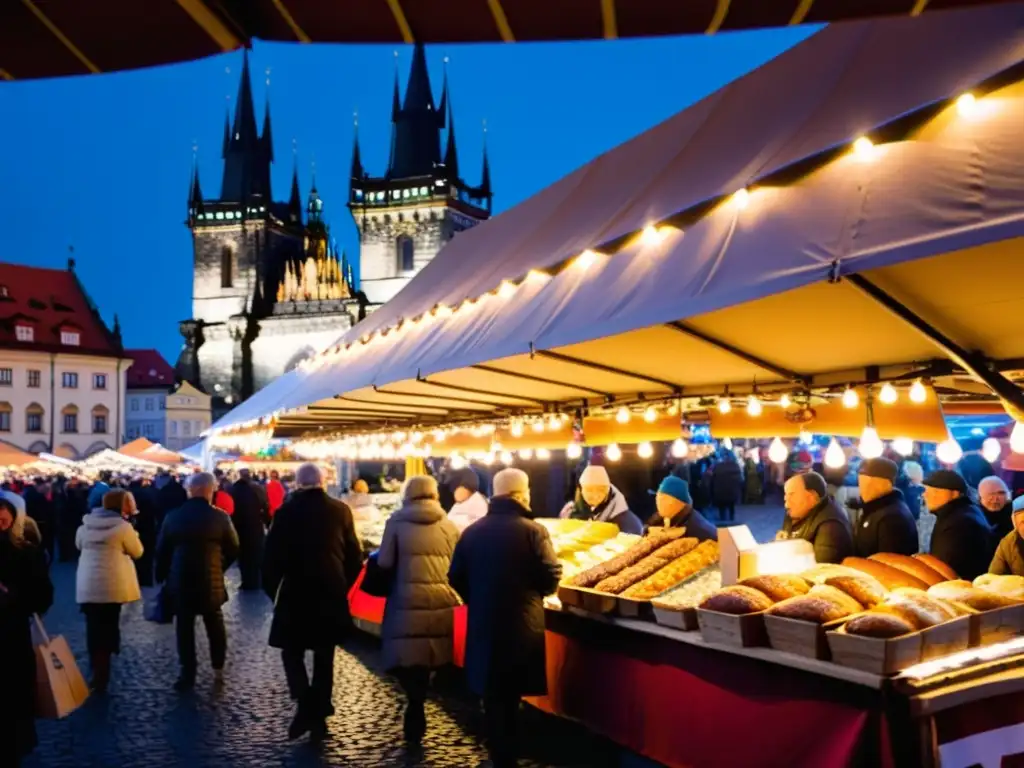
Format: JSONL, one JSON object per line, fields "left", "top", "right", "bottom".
{"left": 913, "top": 553, "right": 958, "bottom": 581}
{"left": 843, "top": 613, "right": 916, "bottom": 639}
{"left": 824, "top": 574, "right": 887, "bottom": 607}
{"left": 869, "top": 553, "right": 945, "bottom": 586}
{"left": 928, "top": 581, "right": 1024, "bottom": 611}
{"left": 877, "top": 590, "right": 957, "bottom": 629}
{"left": 945, "top": 600, "right": 979, "bottom": 617}
{"left": 799, "top": 563, "right": 867, "bottom": 585}
{"left": 767, "top": 595, "right": 851, "bottom": 623}
{"left": 700, "top": 585, "right": 774, "bottom": 615}
{"left": 842, "top": 557, "right": 929, "bottom": 590}
{"left": 739, "top": 574, "right": 810, "bottom": 602}
{"left": 570, "top": 529, "right": 685, "bottom": 587}
{"left": 808, "top": 584, "right": 864, "bottom": 615}
{"left": 974, "top": 574, "right": 1024, "bottom": 599}
{"left": 595, "top": 538, "right": 698, "bottom": 594}
{"left": 926, "top": 580, "right": 974, "bottom": 598}
{"left": 622, "top": 540, "right": 720, "bottom": 600}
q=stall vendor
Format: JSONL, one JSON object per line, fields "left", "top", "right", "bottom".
{"left": 646, "top": 476, "right": 717, "bottom": 541}
{"left": 853, "top": 458, "right": 919, "bottom": 558}
{"left": 989, "top": 497, "right": 1024, "bottom": 576}
{"left": 447, "top": 468, "right": 489, "bottom": 534}
{"left": 559, "top": 465, "right": 643, "bottom": 534}
{"left": 979, "top": 476, "right": 1014, "bottom": 541}
{"left": 924, "top": 469, "right": 995, "bottom": 581}
{"left": 778, "top": 472, "right": 854, "bottom": 564}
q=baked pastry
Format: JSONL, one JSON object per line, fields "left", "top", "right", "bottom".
{"left": 700, "top": 585, "right": 773, "bottom": 615}
{"left": 842, "top": 557, "right": 929, "bottom": 590}
{"left": 877, "top": 591, "right": 957, "bottom": 629}
{"left": 824, "top": 574, "right": 887, "bottom": 607}
{"left": 927, "top": 582, "right": 1023, "bottom": 611}
{"left": 926, "top": 580, "right": 974, "bottom": 599}
{"left": 945, "top": 601, "right": 979, "bottom": 617}
{"left": 570, "top": 529, "right": 685, "bottom": 587}
{"left": 595, "top": 538, "right": 699, "bottom": 594}
{"left": 808, "top": 584, "right": 864, "bottom": 615}
{"left": 913, "top": 553, "right": 958, "bottom": 581}
{"left": 739, "top": 574, "right": 810, "bottom": 602}
{"left": 799, "top": 563, "right": 867, "bottom": 584}
{"left": 973, "top": 574, "right": 1024, "bottom": 599}
{"left": 843, "top": 613, "right": 916, "bottom": 639}
{"left": 767, "top": 595, "right": 850, "bottom": 623}
{"left": 622, "top": 540, "right": 720, "bottom": 600}
{"left": 868, "top": 553, "right": 945, "bottom": 586}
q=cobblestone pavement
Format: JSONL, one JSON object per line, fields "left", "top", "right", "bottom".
{"left": 26, "top": 562, "right": 657, "bottom": 768}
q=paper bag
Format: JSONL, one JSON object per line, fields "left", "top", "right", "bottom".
{"left": 143, "top": 586, "right": 173, "bottom": 624}
{"left": 32, "top": 615, "right": 89, "bottom": 719}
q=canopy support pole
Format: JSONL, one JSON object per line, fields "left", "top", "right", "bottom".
{"left": 416, "top": 375, "right": 551, "bottom": 408}
{"left": 844, "top": 273, "right": 1024, "bottom": 420}
{"left": 471, "top": 365, "right": 613, "bottom": 400}
{"left": 665, "top": 321, "right": 808, "bottom": 384}
{"left": 531, "top": 349, "right": 681, "bottom": 393}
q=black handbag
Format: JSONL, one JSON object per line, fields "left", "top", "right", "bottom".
{"left": 361, "top": 550, "right": 395, "bottom": 598}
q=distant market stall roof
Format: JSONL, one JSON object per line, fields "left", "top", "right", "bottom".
{"left": 211, "top": 4, "right": 1024, "bottom": 441}
{"left": 0, "top": 0, "right": 1016, "bottom": 80}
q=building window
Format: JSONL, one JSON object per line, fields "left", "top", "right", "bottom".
{"left": 60, "top": 330, "right": 81, "bottom": 346}
{"left": 159, "top": 398, "right": 166, "bottom": 410}
{"left": 61, "top": 405, "right": 78, "bottom": 434}
{"left": 27, "top": 370, "right": 40, "bottom": 388}
{"left": 92, "top": 406, "right": 109, "bottom": 434}
{"left": 145, "top": 398, "right": 154, "bottom": 411}
{"left": 62, "top": 372, "right": 78, "bottom": 389}
{"left": 0, "top": 369, "right": 11, "bottom": 386}
{"left": 26, "top": 403, "right": 43, "bottom": 433}
{"left": 0, "top": 403, "right": 11, "bottom": 433}
{"left": 143, "top": 423, "right": 154, "bottom": 437}
{"left": 93, "top": 373, "right": 107, "bottom": 390}
{"left": 170, "top": 421, "right": 178, "bottom": 436}
{"left": 130, "top": 398, "right": 139, "bottom": 411}
{"left": 221, "top": 246, "right": 233, "bottom": 288}
{"left": 396, "top": 235, "right": 415, "bottom": 272}
{"left": 182, "top": 421, "right": 192, "bottom": 437}
{"left": 15, "top": 325, "right": 33, "bottom": 342}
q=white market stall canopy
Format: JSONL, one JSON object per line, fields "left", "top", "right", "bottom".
{"left": 81, "top": 449, "right": 168, "bottom": 471}
{"left": 212, "top": 4, "right": 1024, "bottom": 440}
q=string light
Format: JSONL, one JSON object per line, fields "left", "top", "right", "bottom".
{"left": 909, "top": 379, "right": 928, "bottom": 404}
{"left": 536, "top": 448, "right": 551, "bottom": 460}
{"left": 616, "top": 407, "right": 631, "bottom": 424}
{"left": 532, "top": 420, "right": 545, "bottom": 433}
{"left": 1011, "top": 422, "right": 1024, "bottom": 454}
{"left": 640, "top": 225, "right": 666, "bottom": 246}
{"left": 499, "top": 451, "right": 514, "bottom": 465}
{"left": 982, "top": 437, "right": 1002, "bottom": 464}
{"left": 852, "top": 136, "right": 875, "bottom": 162}
{"left": 671, "top": 438, "right": 689, "bottom": 458}
{"left": 519, "top": 448, "right": 534, "bottom": 460}
{"left": 824, "top": 438, "right": 847, "bottom": 469}
{"left": 768, "top": 437, "right": 788, "bottom": 464}
{"left": 779, "top": 394, "right": 791, "bottom": 409}
{"left": 643, "top": 406, "right": 657, "bottom": 423}
{"left": 718, "top": 398, "right": 732, "bottom": 415}
{"left": 567, "top": 442, "right": 583, "bottom": 460}
{"left": 497, "top": 280, "right": 517, "bottom": 299}
{"left": 510, "top": 420, "right": 524, "bottom": 438}
{"left": 575, "top": 249, "right": 598, "bottom": 270}
{"left": 733, "top": 188, "right": 750, "bottom": 210}
{"left": 747, "top": 446, "right": 760, "bottom": 464}
{"left": 547, "top": 414, "right": 561, "bottom": 431}
{"left": 892, "top": 437, "right": 915, "bottom": 457}
{"left": 526, "top": 269, "right": 551, "bottom": 285}
{"left": 606, "top": 443, "right": 622, "bottom": 462}
{"left": 956, "top": 92, "right": 978, "bottom": 119}
{"left": 482, "top": 452, "right": 496, "bottom": 466}
{"left": 879, "top": 383, "right": 899, "bottom": 405}
{"left": 722, "top": 437, "right": 733, "bottom": 450}
{"left": 858, "top": 426, "right": 884, "bottom": 459}
{"left": 746, "top": 395, "right": 762, "bottom": 417}
{"left": 637, "top": 441, "right": 654, "bottom": 459}
{"left": 936, "top": 438, "right": 963, "bottom": 465}
{"left": 842, "top": 387, "right": 859, "bottom": 409}
{"left": 798, "top": 430, "right": 813, "bottom": 445}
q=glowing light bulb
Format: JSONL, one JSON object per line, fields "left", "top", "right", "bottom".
{"left": 499, "top": 451, "right": 514, "bottom": 465}
{"left": 435, "top": 303, "right": 453, "bottom": 318}
{"left": 842, "top": 387, "right": 859, "bottom": 409}
{"left": 824, "top": 438, "right": 847, "bottom": 469}
{"left": 510, "top": 420, "right": 524, "bottom": 438}
{"left": 879, "top": 383, "right": 899, "bottom": 405}
{"left": 640, "top": 225, "right": 665, "bottom": 246}
{"left": 718, "top": 398, "right": 732, "bottom": 415}
{"left": 575, "top": 250, "right": 598, "bottom": 270}
{"left": 526, "top": 269, "right": 551, "bottom": 285}
{"left": 1011, "top": 422, "right": 1024, "bottom": 454}
{"left": 519, "top": 448, "right": 534, "bottom": 461}
{"left": 936, "top": 438, "right": 963, "bottom": 465}
{"left": 956, "top": 92, "right": 978, "bottom": 119}
{"left": 381, "top": 443, "right": 397, "bottom": 460}
{"left": 536, "top": 448, "right": 551, "bottom": 461}
{"left": 909, "top": 379, "right": 927, "bottom": 404}
{"left": 567, "top": 442, "right": 583, "bottom": 460}
{"left": 859, "top": 426, "right": 884, "bottom": 459}
{"left": 982, "top": 437, "right": 1002, "bottom": 464}
{"left": 779, "top": 394, "right": 792, "bottom": 409}
{"left": 747, "top": 446, "right": 760, "bottom": 464}
{"left": 547, "top": 414, "right": 561, "bottom": 431}
{"left": 482, "top": 452, "right": 496, "bottom": 466}
{"left": 733, "top": 188, "right": 750, "bottom": 210}
{"left": 643, "top": 406, "right": 657, "bottom": 423}
{"left": 671, "top": 438, "right": 688, "bottom": 458}
{"left": 852, "top": 136, "right": 875, "bottom": 161}
{"left": 532, "top": 420, "right": 545, "bottom": 433}
{"left": 892, "top": 437, "right": 914, "bottom": 457}
{"left": 722, "top": 437, "right": 733, "bottom": 450}
{"left": 616, "top": 407, "right": 630, "bottom": 424}
{"left": 606, "top": 443, "right": 622, "bottom": 462}
{"left": 747, "top": 395, "right": 762, "bottom": 417}
{"left": 768, "top": 437, "right": 788, "bottom": 464}
{"left": 497, "top": 280, "right": 517, "bottom": 299}
{"left": 798, "top": 430, "right": 812, "bottom": 445}
{"left": 637, "top": 441, "right": 654, "bottom": 459}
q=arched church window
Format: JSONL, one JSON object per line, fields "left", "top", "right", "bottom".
{"left": 396, "top": 236, "right": 415, "bottom": 273}
{"left": 221, "top": 245, "right": 233, "bottom": 288}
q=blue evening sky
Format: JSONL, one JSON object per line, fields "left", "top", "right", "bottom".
{"left": 0, "top": 28, "right": 815, "bottom": 364}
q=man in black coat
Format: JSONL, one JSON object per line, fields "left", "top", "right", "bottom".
{"left": 156, "top": 472, "right": 240, "bottom": 692}
{"left": 231, "top": 468, "right": 270, "bottom": 590}
{"left": 23, "top": 478, "right": 56, "bottom": 565}
{"left": 449, "top": 468, "right": 562, "bottom": 768}
{"left": 924, "top": 469, "right": 994, "bottom": 581}
{"left": 156, "top": 472, "right": 187, "bottom": 529}
{"left": 979, "top": 476, "right": 1014, "bottom": 541}
{"left": 710, "top": 452, "right": 743, "bottom": 522}
{"left": 778, "top": 472, "right": 854, "bottom": 564}
{"left": 646, "top": 475, "right": 717, "bottom": 541}
{"left": 129, "top": 477, "right": 159, "bottom": 587}
{"left": 852, "top": 458, "right": 919, "bottom": 557}
{"left": 263, "top": 463, "right": 363, "bottom": 741}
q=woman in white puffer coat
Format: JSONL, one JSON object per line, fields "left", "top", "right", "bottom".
{"left": 75, "top": 489, "right": 143, "bottom": 692}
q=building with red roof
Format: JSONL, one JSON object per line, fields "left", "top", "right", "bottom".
{"left": 125, "top": 349, "right": 211, "bottom": 450}
{"left": 0, "top": 258, "right": 130, "bottom": 458}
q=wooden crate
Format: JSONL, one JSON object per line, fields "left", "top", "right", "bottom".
{"left": 652, "top": 604, "right": 699, "bottom": 631}
{"left": 826, "top": 628, "right": 922, "bottom": 675}
{"left": 919, "top": 615, "right": 971, "bottom": 661}
{"left": 616, "top": 595, "right": 654, "bottom": 619}
{"left": 557, "top": 585, "right": 618, "bottom": 614}
{"left": 969, "top": 602, "right": 1024, "bottom": 647}
{"left": 763, "top": 614, "right": 831, "bottom": 660}
{"left": 696, "top": 608, "right": 768, "bottom": 648}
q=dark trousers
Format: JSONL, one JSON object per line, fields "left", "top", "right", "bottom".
{"left": 237, "top": 541, "right": 263, "bottom": 590}
{"left": 483, "top": 690, "right": 522, "bottom": 768}
{"left": 717, "top": 503, "right": 736, "bottom": 521}
{"left": 393, "top": 665, "right": 430, "bottom": 704}
{"left": 81, "top": 603, "right": 122, "bottom": 655}
{"left": 282, "top": 647, "right": 335, "bottom": 719}
{"left": 175, "top": 609, "right": 226, "bottom": 679}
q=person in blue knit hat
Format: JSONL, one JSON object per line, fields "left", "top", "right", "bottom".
{"left": 647, "top": 475, "right": 717, "bottom": 541}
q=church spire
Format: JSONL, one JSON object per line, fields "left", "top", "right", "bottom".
{"left": 351, "top": 112, "right": 364, "bottom": 180}
{"left": 220, "top": 47, "right": 272, "bottom": 204}
{"left": 480, "top": 120, "right": 492, "bottom": 210}
{"left": 288, "top": 140, "right": 302, "bottom": 223}
{"left": 442, "top": 60, "right": 458, "bottom": 177}
{"left": 307, "top": 159, "right": 323, "bottom": 226}
{"left": 232, "top": 48, "right": 259, "bottom": 147}
{"left": 387, "top": 43, "right": 444, "bottom": 179}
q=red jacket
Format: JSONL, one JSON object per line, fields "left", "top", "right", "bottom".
{"left": 215, "top": 489, "right": 235, "bottom": 516}
{"left": 267, "top": 480, "right": 285, "bottom": 518}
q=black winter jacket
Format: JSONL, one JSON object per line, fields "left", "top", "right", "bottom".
{"left": 929, "top": 496, "right": 995, "bottom": 581}
{"left": 989, "top": 530, "right": 1024, "bottom": 577}
{"left": 646, "top": 507, "right": 718, "bottom": 542}
{"left": 156, "top": 498, "right": 240, "bottom": 615}
{"left": 231, "top": 479, "right": 270, "bottom": 542}
{"left": 710, "top": 459, "right": 743, "bottom": 506}
{"left": 780, "top": 496, "right": 854, "bottom": 564}
{"left": 985, "top": 502, "right": 1015, "bottom": 542}
{"left": 853, "top": 489, "right": 919, "bottom": 557}
{"left": 449, "top": 496, "right": 561, "bottom": 697}
{"left": 262, "top": 489, "right": 363, "bottom": 650}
